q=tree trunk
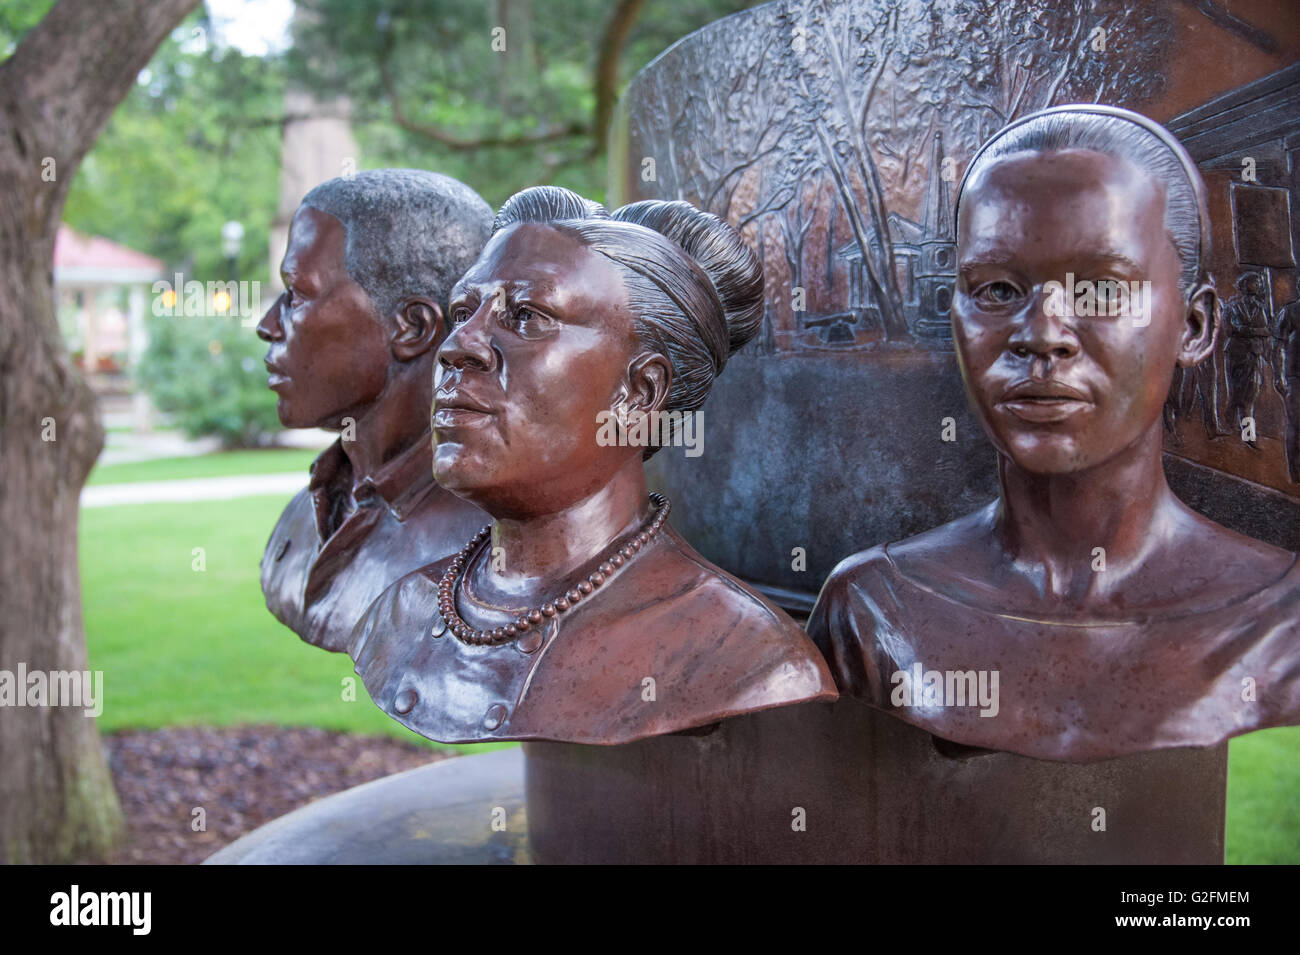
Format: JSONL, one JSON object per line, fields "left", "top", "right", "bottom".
{"left": 0, "top": 0, "right": 200, "bottom": 864}
{"left": 491, "top": 0, "right": 536, "bottom": 114}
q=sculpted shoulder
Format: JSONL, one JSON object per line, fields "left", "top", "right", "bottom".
{"left": 347, "top": 557, "right": 448, "bottom": 668}
{"left": 1178, "top": 505, "right": 1296, "bottom": 583}
{"left": 815, "top": 504, "right": 997, "bottom": 612}
{"left": 805, "top": 515, "right": 1000, "bottom": 705}
{"left": 260, "top": 484, "right": 312, "bottom": 573}
{"left": 606, "top": 531, "right": 838, "bottom": 711}
{"left": 816, "top": 544, "right": 893, "bottom": 608}
{"left": 259, "top": 485, "right": 313, "bottom": 631}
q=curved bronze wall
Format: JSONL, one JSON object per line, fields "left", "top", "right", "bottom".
{"left": 611, "top": 0, "right": 1300, "bottom": 612}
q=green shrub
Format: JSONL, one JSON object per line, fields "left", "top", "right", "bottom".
{"left": 138, "top": 314, "right": 279, "bottom": 449}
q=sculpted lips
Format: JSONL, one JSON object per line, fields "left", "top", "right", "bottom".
{"left": 996, "top": 379, "right": 1092, "bottom": 424}
{"left": 433, "top": 389, "right": 495, "bottom": 427}
{"left": 264, "top": 356, "right": 289, "bottom": 390}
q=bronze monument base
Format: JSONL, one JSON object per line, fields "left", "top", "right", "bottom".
{"left": 207, "top": 702, "right": 1225, "bottom": 864}
{"left": 204, "top": 747, "right": 529, "bottom": 865}
{"left": 524, "top": 701, "right": 1226, "bottom": 864}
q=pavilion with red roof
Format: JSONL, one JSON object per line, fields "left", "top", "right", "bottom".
{"left": 53, "top": 224, "right": 164, "bottom": 379}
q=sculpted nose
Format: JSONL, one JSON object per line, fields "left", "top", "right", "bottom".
{"left": 256, "top": 293, "right": 285, "bottom": 342}
{"left": 1007, "top": 286, "right": 1080, "bottom": 363}
{"left": 438, "top": 299, "right": 498, "bottom": 373}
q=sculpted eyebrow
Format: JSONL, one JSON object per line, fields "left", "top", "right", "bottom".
{"left": 449, "top": 278, "right": 496, "bottom": 304}
{"left": 1075, "top": 252, "right": 1145, "bottom": 275}
{"left": 959, "top": 251, "right": 1145, "bottom": 276}
{"left": 959, "top": 251, "right": 1019, "bottom": 269}
{"left": 959, "top": 257, "right": 1017, "bottom": 279}
{"left": 485, "top": 281, "right": 562, "bottom": 310}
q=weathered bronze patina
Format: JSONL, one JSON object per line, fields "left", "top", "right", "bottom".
{"left": 524, "top": 702, "right": 1227, "bottom": 864}
{"left": 206, "top": 2, "right": 1300, "bottom": 866}
{"left": 611, "top": 0, "right": 1300, "bottom": 614}
{"left": 257, "top": 169, "right": 491, "bottom": 652}
{"left": 808, "top": 105, "right": 1300, "bottom": 762}
{"left": 348, "top": 186, "right": 836, "bottom": 744}
{"left": 587, "top": 2, "right": 1299, "bottom": 862}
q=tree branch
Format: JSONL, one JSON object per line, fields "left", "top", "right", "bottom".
{"left": 590, "top": 0, "right": 645, "bottom": 158}
{"left": 0, "top": 0, "right": 201, "bottom": 231}
{"left": 378, "top": 55, "right": 586, "bottom": 151}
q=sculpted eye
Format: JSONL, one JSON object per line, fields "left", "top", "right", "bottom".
{"left": 450, "top": 305, "right": 472, "bottom": 325}
{"left": 973, "top": 281, "right": 1021, "bottom": 308}
{"left": 1095, "top": 279, "right": 1123, "bottom": 309}
{"left": 512, "top": 306, "right": 556, "bottom": 337}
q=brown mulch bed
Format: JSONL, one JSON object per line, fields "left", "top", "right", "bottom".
{"left": 103, "top": 726, "right": 450, "bottom": 865}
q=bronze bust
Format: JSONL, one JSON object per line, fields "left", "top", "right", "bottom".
{"left": 349, "top": 186, "right": 837, "bottom": 744}
{"left": 257, "top": 169, "right": 492, "bottom": 652}
{"left": 808, "top": 105, "right": 1300, "bottom": 762}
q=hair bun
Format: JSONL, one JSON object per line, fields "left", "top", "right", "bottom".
{"left": 611, "top": 200, "right": 763, "bottom": 357}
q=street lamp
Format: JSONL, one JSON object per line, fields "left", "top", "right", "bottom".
{"left": 221, "top": 220, "right": 244, "bottom": 281}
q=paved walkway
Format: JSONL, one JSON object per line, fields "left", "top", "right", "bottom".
{"left": 98, "top": 427, "right": 332, "bottom": 467}
{"left": 82, "top": 473, "right": 306, "bottom": 508}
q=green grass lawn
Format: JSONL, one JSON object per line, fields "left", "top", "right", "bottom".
{"left": 88, "top": 448, "right": 320, "bottom": 486}
{"left": 76, "top": 457, "right": 1300, "bottom": 860}
{"left": 1225, "top": 725, "right": 1300, "bottom": 863}
{"left": 80, "top": 493, "right": 503, "bottom": 754}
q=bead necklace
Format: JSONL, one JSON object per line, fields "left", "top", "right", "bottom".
{"left": 438, "top": 492, "right": 671, "bottom": 646}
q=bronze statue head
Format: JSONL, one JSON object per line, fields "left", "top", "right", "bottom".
{"left": 808, "top": 105, "right": 1299, "bottom": 763}
{"left": 434, "top": 185, "right": 762, "bottom": 516}
{"left": 345, "top": 186, "right": 836, "bottom": 744}
{"left": 952, "top": 105, "right": 1219, "bottom": 476}
{"left": 255, "top": 169, "right": 493, "bottom": 655}
{"left": 256, "top": 169, "right": 493, "bottom": 431}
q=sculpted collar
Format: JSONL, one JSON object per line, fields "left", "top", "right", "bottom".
{"left": 348, "top": 526, "right": 838, "bottom": 745}
{"left": 807, "top": 544, "right": 1300, "bottom": 762}
{"left": 308, "top": 430, "right": 438, "bottom": 540}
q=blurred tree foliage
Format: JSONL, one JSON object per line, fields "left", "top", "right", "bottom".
{"left": 289, "top": 0, "right": 760, "bottom": 207}
{"left": 55, "top": 4, "right": 286, "bottom": 444}
{"left": 61, "top": 7, "right": 283, "bottom": 285}
{"left": 0, "top": 0, "right": 55, "bottom": 50}
{"left": 138, "top": 314, "right": 282, "bottom": 448}
{"left": 49, "top": 0, "right": 763, "bottom": 279}
{"left": 16, "top": 0, "right": 760, "bottom": 445}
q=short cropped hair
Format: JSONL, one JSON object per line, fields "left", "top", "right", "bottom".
{"left": 303, "top": 168, "right": 493, "bottom": 321}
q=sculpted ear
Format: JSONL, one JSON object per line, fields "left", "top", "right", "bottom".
{"left": 1177, "top": 283, "right": 1218, "bottom": 368}
{"left": 622, "top": 351, "right": 672, "bottom": 417}
{"left": 605, "top": 351, "right": 672, "bottom": 451}
{"left": 391, "top": 298, "right": 445, "bottom": 362}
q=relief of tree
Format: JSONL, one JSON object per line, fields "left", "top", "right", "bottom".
{"left": 624, "top": 0, "right": 1173, "bottom": 350}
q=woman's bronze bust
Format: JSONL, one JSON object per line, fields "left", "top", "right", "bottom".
{"left": 808, "top": 105, "right": 1300, "bottom": 762}
{"left": 348, "top": 186, "right": 836, "bottom": 744}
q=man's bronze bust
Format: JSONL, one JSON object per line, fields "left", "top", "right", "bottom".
{"left": 348, "top": 186, "right": 836, "bottom": 744}
{"left": 808, "top": 105, "right": 1300, "bottom": 762}
{"left": 256, "top": 169, "right": 491, "bottom": 652}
